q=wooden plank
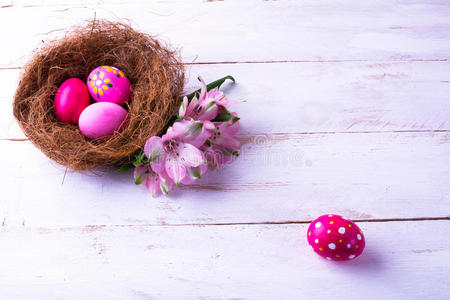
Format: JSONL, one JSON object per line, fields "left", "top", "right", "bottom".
{"left": 1, "top": 131, "right": 449, "bottom": 226}
{"left": 2, "top": 60, "right": 450, "bottom": 139}
{"left": 1, "top": 0, "right": 450, "bottom": 68}
{"left": 0, "top": 221, "right": 449, "bottom": 299}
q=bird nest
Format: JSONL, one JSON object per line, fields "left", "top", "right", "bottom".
{"left": 13, "top": 20, "right": 185, "bottom": 170}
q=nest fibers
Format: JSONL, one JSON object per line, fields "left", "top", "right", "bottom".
{"left": 13, "top": 20, "right": 185, "bottom": 170}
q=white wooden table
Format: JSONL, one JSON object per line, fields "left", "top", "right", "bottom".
{"left": 1, "top": 1, "right": 450, "bottom": 299}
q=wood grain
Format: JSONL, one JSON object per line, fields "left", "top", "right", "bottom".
{"left": 1, "top": 130, "right": 448, "bottom": 226}
{"left": 0, "top": 221, "right": 449, "bottom": 299}
{"left": 0, "top": 0, "right": 449, "bottom": 68}
{"left": 1, "top": 1, "right": 449, "bottom": 298}
{"left": 2, "top": 60, "right": 450, "bottom": 139}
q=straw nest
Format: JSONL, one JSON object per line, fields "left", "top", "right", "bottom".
{"left": 13, "top": 20, "right": 185, "bottom": 170}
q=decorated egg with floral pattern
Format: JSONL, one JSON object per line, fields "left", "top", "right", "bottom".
{"left": 307, "top": 214, "right": 365, "bottom": 261}
{"left": 87, "top": 66, "right": 132, "bottom": 105}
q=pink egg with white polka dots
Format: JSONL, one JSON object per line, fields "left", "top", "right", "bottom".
{"left": 307, "top": 214, "right": 365, "bottom": 261}
{"left": 87, "top": 66, "right": 132, "bottom": 105}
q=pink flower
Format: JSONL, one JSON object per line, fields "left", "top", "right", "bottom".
{"left": 144, "top": 120, "right": 211, "bottom": 185}
{"left": 134, "top": 164, "right": 173, "bottom": 197}
{"left": 203, "top": 115, "right": 241, "bottom": 169}
{"left": 180, "top": 163, "right": 208, "bottom": 185}
{"left": 203, "top": 144, "right": 238, "bottom": 170}
{"left": 179, "top": 77, "right": 230, "bottom": 121}
{"left": 211, "top": 115, "right": 240, "bottom": 150}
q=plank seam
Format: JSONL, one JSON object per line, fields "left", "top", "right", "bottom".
{"left": 2, "top": 129, "right": 449, "bottom": 142}
{"left": 3, "top": 217, "right": 449, "bottom": 229}
{"left": 1, "top": 58, "right": 449, "bottom": 70}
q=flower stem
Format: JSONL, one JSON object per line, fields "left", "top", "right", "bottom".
{"left": 185, "top": 75, "right": 235, "bottom": 100}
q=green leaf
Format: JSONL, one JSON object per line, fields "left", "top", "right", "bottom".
{"left": 183, "top": 75, "right": 235, "bottom": 101}
{"left": 116, "top": 164, "right": 133, "bottom": 172}
{"left": 107, "top": 83, "right": 113, "bottom": 87}
{"left": 212, "top": 111, "right": 233, "bottom": 122}
{"left": 133, "top": 151, "right": 146, "bottom": 166}
{"left": 204, "top": 75, "right": 235, "bottom": 91}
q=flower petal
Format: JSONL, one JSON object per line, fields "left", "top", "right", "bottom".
{"left": 188, "top": 166, "right": 201, "bottom": 179}
{"left": 181, "top": 164, "right": 208, "bottom": 185}
{"left": 150, "top": 153, "right": 165, "bottom": 173}
{"left": 199, "top": 100, "right": 218, "bottom": 120}
{"left": 165, "top": 155, "right": 187, "bottom": 185}
{"left": 198, "top": 75, "right": 207, "bottom": 100}
{"left": 179, "top": 96, "right": 188, "bottom": 118}
{"left": 158, "top": 174, "right": 172, "bottom": 194}
{"left": 216, "top": 132, "right": 240, "bottom": 150}
{"left": 179, "top": 143, "right": 205, "bottom": 167}
{"left": 204, "top": 145, "right": 238, "bottom": 169}
{"left": 133, "top": 165, "right": 147, "bottom": 185}
{"left": 144, "top": 175, "right": 161, "bottom": 197}
{"left": 173, "top": 120, "right": 211, "bottom": 148}
{"left": 144, "top": 136, "right": 163, "bottom": 161}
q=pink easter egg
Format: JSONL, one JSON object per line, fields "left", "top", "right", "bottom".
{"left": 87, "top": 66, "right": 132, "bottom": 105}
{"left": 78, "top": 102, "right": 128, "bottom": 139}
{"left": 307, "top": 214, "right": 365, "bottom": 261}
{"left": 54, "top": 78, "right": 91, "bottom": 124}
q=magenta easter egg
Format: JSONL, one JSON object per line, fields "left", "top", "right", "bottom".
{"left": 307, "top": 214, "right": 365, "bottom": 261}
{"left": 54, "top": 78, "right": 91, "bottom": 124}
{"left": 78, "top": 102, "right": 128, "bottom": 139}
{"left": 87, "top": 66, "right": 132, "bottom": 105}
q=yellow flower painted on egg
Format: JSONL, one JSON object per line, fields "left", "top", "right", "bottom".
{"left": 88, "top": 70, "right": 114, "bottom": 99}
{"left": 102, "top": 65, "right": 125, "bottom": 78}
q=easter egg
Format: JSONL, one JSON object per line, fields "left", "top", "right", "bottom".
{"left": 54, "top": 78, "right": 91, "bottom": 124}
{"left": 307, "top": 214, "right": 365, "bottom": 261}
{"left": 78, "top": 102, "right": 128, "bottom": 139}
{"left": 87, "top": 66, "right": 132, "bottom": 105}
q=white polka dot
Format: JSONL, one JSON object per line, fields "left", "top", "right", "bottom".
{"left": 314, "top": 239, "right": 319, "bottom": 244}
{"left": 315, "top": 222, "right": 322, "bottom": 228}
{"left": 357, "top": 234, "right": 362, "bottom": 240}
{"left": 347, "top": 244, "right": 351, "bottom": 248}
{"left": 349, "top": 254, "right": 355, "bottom": 259}
{"left": 328, "top": 243, "right": 336, "bottom": 250}
{"left": 338, "top": 227, "right": 346, "bottom": 234}
{"left": 326, "top": 257, "right": 332, "bottom": 260}
{"left": 327, "top": 230, "right": 331, "bottom": 234}
{"left": 96, "top": 80, "right": 102, "bottom": 86}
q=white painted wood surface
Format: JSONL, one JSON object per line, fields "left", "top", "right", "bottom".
{"left": 1, "top": 221, "right": 449, "bottom": 299}
{"left": 1, "top": 1, "right": 449, "bottom": 299}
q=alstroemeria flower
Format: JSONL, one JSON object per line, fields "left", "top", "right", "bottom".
{"left": 203, "top": 144, "right": 239, "bottom": 170}
{"left": 144, "top": 120, "right": 210, "bottom": 185}
{"left": 180, "top": 163, "right": 208, "bottom": 185}
{"left": 210, "top": 115, "right": 240, "bottom": 150}
{"left": 202, "top": 114, "right": 240, "bottom": 169}
{"left": 179, "top": 77, "right": 230, "bottom": 121}
{"left": 134, "top": 164, "right": 173, "bottom": 197}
